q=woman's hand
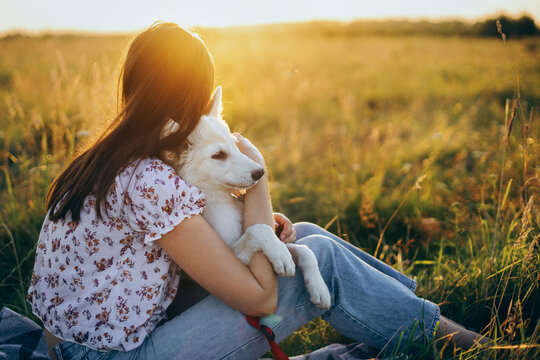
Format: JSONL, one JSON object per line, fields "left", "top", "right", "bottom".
{"left": 234, "top": 133, "right": 265, "bottom": 167}
{"left": 274, "top": 213, "right": 296, "bottom": 243}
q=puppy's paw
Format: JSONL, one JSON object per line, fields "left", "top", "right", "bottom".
{"left": 245, "top": 224, "right": 296, "bottom": 277}
{"left": 306, "top": 275, "right": 331, "bottom": 309}
{"left": 267, "top": 244, "right": 296, "bottom": 277}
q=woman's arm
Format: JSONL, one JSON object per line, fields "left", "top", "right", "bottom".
{"left": 243, "top": 170, "right": 274, "bottom": 229}
{"left": 235, "top": 133, "right": 274, "bottom": 231}
{"left": 157, "top": 213, "right": 277, "bottom": 317}
{"left": 235, "top": 134, "right": 279, "bottom": 311}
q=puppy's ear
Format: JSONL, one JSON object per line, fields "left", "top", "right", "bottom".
{"left": 207, "top": 86, "right": 222, "bottom": 118}
{"left": 160, "top": 118, "right": 180, "bottom": 139}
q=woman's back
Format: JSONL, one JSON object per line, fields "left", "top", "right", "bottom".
{"left": 28, "top": 158, "right": 205, "bottom": 351}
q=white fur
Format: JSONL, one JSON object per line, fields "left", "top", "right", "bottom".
{"left": 164, "top": 86, "right": 331, "bottom": 308}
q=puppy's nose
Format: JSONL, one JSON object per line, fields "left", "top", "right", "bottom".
{"left": 251, "top": 168, "right": 265, "bottom": 181}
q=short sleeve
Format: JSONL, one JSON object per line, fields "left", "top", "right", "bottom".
{"left": 122, "top": 159, "right": 205, "bottom": 243}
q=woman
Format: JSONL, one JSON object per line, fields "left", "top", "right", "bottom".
{"left": 27, "top": 22, "right": 485, "bottom": 359}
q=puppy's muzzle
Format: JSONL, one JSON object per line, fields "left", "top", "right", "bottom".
{"left": 251, "top": 168, "right": 265, "bottom": 181}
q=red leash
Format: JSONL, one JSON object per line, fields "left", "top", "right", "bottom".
{"left": 245, "top": 315, "right": 289, "bottom": 360}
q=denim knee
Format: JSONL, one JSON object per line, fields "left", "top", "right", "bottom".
{"left": 293, "top": 222, "right": 325, "bottom": 240}
{"left": 295, "top": 235, "right": 337, "bottom": 275}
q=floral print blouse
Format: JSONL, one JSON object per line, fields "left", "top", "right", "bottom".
{"left": 27, "top": 158, "right": 206, "bottom": 351}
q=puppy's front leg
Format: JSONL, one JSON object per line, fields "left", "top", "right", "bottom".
{"left": 286, "top": 244, "right": 331, "bottom": 309}
{"left": 232, "top": 224, "right": 295, "bottom": 277}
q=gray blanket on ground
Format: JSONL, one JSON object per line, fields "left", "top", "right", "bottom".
{"left": 0, "top": 307, "right": 48, "bottom": 360}
{"left": 0, "top": 307, "right": 382, "bottom": 360}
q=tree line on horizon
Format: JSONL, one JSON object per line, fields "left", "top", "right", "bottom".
{"left": 292, "top": 14, "right": 539, "bottom": 38}
{"left": 1, "top": 14, "right": 538, "bottom": 39}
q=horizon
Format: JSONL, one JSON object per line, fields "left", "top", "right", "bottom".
{"left": 1, "top": 14, "right": 538, "bottom": 37}
{"left": 0, "top": 0, "right": 539, "bottom": 35}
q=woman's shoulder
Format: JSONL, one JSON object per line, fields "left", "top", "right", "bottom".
{"left": 119, "top": 157, "right": 174, "bottom": 178}
{"left": 118, "top": 157, "right": 175, "bottom": 188}
{"left": 117, "top": 157, "right": 204, "bottom": 199}
{"left": 117, "top": 157, "right": 205, "bottom": 242}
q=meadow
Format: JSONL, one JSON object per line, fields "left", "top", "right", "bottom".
{"left": 0, "top": 22, "right": 539, "bottom": 359}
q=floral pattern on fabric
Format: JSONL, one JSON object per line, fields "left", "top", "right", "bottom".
{"left": 27, "top": 158, "right": 205, "bottom": 351}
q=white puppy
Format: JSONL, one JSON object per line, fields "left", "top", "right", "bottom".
{"left": 162, "top": 87, "right": 331, "bottom": 309}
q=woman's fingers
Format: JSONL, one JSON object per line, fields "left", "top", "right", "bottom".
{"left": 273, "top": 213, "right": 296, "bottom": 243}
{"left": 282, "top": 229, "right": 296, "bottom": 243}
{"left": 277, "top": 213, "right": 292, "bottom": 237}
{"left": 233, "top": 133, "right": 265, "bottom": 166}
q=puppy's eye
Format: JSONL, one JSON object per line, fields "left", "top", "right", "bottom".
{"left": 211, "top": 151, "right": 227, "bottom": 160}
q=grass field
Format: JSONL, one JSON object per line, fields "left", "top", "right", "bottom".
{"left": 0, "top": 23, "right": 539, "bottom": 359}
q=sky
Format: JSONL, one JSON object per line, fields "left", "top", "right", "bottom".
{"left": 0, "top": 0, "right": 539, "bottom": 34}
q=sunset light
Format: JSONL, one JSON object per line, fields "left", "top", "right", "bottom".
{"left": 0, "top": 0, "right": 539, "bottom": 33}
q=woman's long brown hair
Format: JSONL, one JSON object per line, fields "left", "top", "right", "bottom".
{"left": 46, "top": 22, "right": 215, "bottom": 222}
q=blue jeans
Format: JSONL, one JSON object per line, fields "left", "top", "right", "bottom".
{"left": 54, "top": 222, "right": 440, "bottom": 359}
